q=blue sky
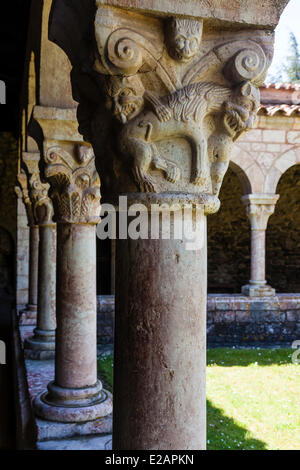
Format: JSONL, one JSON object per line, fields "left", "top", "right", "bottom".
{"left": 267, "top": 0, "right": 300, "bottom": 81}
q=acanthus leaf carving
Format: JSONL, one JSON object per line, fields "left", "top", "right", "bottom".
{"left": 53, "top": 4, "right": 274, "bottom": 211}
{"left": 20, "top": 154, "right": 54, "bottom": 226}
{"left": 44, "top": 144, "right": 101, "bottom": 224}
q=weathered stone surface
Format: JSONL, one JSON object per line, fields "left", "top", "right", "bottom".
{"left": 95, "top": 0, "right": 288, "bottom": 28}
{"left": 97, "top": 294, "right": 300, "bottom": 346}
{"left": 37, "top": 434, "right": 112, "bottom": 451}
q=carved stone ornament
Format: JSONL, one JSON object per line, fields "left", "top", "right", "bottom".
{"left": 16, "top": 171, "right": 35, "bottom": 227}
{"left": 22, "top": 153, "right": 54, "bottom": 226}
{"left": 241, "top": 194, "right": 279, "bottom": 231}
{"left": 43, "top": 143, "right": 101, "bottom": 224}
{"left": 49, "top": 2, "right": 276, "bottom": 213}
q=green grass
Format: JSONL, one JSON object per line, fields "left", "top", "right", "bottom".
{"left": 98, "top": 348, "right": 300, "bottom": 450}
{"left": 207, "top": 348, "right": 299, "bottom": 450}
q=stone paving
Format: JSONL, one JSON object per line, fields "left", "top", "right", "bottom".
{"left": 16, "top": 325, "right": 112, "bottom": 450}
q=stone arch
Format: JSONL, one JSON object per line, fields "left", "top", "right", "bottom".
{"left": 266, "top": 164, "right": 300, "bottom": 292}
{"left": 0, "top": 80, "right": 6, "bottom": 104}
{"left": 230, "top": 144, "right": 265, "bottom": 194}
{"left": 0, "top": 227, "right": 14, "bottom": 296}
{"left": 264, "top": 146, "right": 300, "bottom": 193}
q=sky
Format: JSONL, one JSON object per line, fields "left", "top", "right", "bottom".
{"left": 267, "top": 0, "right": 300, "bottom": 81}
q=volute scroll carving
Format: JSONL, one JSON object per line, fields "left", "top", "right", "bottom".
{"left": 49, "top": 3, "right": 275, "bottom": 212}
{"left": 43, "top": 143, "right": 101, "bottom": 225}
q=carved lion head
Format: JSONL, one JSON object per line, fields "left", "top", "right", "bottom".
{"left": 224, "top": 81, "right": 260, "bottom": 141}
{"left": 105, "top": 76, "right": 145, "bottom": 124}
{"left": 166, "top": 18, "right": 203, "bottom": 63}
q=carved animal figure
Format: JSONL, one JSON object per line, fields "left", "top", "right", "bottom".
{"left": 209, "top": 82, "right": 260, "bottom": 195}
{"left": 120, "top": 81, "right": 259, "bottom": 192}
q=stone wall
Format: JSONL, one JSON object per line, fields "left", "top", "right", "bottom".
{"left": 267, "top": 164, "right": 300, "bottom": 293}
{"left": 207, "top": 168, "right": 251, "bottom": 293}
{"left": 97, "top": 294, "right": 300, "bottom": 346}
{"left": 207, "top": 294, "right": 300, "bottom": 346}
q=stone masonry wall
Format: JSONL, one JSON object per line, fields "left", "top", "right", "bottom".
{"left": 207, "top": 168, "right": 251, "bottom": 293}
{"left": 97, "top": 294, "right": 300, "bottom": 346}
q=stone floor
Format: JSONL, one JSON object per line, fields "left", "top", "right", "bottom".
{"left": 15, "top": 324, "right": 112, "bottom": 450}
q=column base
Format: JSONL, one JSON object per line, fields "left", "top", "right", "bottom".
{"left": 242, "top": 284, "right": 276, "bottom": 297}
{"left": 24, "top": 328, "right": 56, "bottom": 360}
{"left": 33, "top": 380, "right": 112, "bottom": 423}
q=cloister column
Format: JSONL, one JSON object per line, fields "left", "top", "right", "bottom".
{"left": 49, "top": 0, "right": 287, "bottom": 449}
{"left": 21, "top": 153, "right": 57, "bottom": 359}
{"left": 242, "top": 194, "right": 279, "bottom": 297}
{"left": 32, "top": 136, "right": 112, "bottom": 422}
{"left": 17, "top": 171, "right": 39, "bottom": 321}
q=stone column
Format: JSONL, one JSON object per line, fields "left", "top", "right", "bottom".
{"left": 113, "top": 194, "right": 209, "bottom": 449}
{"left": 27, "top": 225, "right": 39, "bottom": 315}
{"left": 17, "top": 172, "right": 39, "bottom": 321}
{"left": 49, "top": 0, "right": 286, "bottom": 449}
{"left": 33, "top": 141, "right": 112, "bottom": 422}
{"left": 241, "top": 194, "right": 279, "bottom": 297}
{"left": 21, "top": 153, "right": 57, "bottom": 359}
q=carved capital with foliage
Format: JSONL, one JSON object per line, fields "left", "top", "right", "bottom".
{"left": 241, "top": 194, "right": 280, "bottom": 230}
{"left": 49, "top": 0, "right": 284, "bottom": 213}
{"left": 16, "top": 171, "right": 35, "bottom": 227}
{"left": 22, "top": 152, "right": 54, "bottom": 226}
{"left": 43, "top": 142, "right": 101, "bottom": 224}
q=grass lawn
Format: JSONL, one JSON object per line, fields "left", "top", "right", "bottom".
{"left": 97, "top": 348, "right": 300, "bottom": 450}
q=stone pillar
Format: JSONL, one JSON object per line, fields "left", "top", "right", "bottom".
{"left": 33, "top": 139, "right": 112, "bottom": 422}
{"left": 17, "top": 172, "right": 39, "bottom": 322}
{"left": 27, "top": 225, "right": 39, "bottom": 314}
{"left": 21, "top": 153, "right": 57, "bottom": 358}
{"left": 48, "top": 0, "right": 287, "bottom": 449}
{"left": 241, "top": 194, "right": 279, "bottom": 297}
{"left": 113, "top": 194, "right": 208, "bottom": 450}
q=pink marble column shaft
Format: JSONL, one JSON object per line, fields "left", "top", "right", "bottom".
{"left": 27, "top": 225, "right": 39, "bottom": 312}
{"left": 34, "top": 222, "right": 112, "bottom": 422}
{"left": 113, "top": 198, "right": 207, "bottom": 450}
{"left": 25, "top": 224, "right": 56, "bottom": 359}
{"left": 55, "top": 223, "right": 97, "bottom": 388}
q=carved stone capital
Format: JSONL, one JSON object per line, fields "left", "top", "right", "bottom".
{"left": 16, "top": 171, "right": 35, "bottom": 227}
{"left": 49, "top": 1, "right": 285, "bottom": 213}
{"left": 22, "top": 152, "right": 54, "bottom": 226}
{"left": 43, "top": 142, "right": 100, "bottom": 224}
{"left": 31, "top": 106, "right": 101, "bottom": 225}
{"left": 241, "top": 194, "right": 279, "bottom": 230}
